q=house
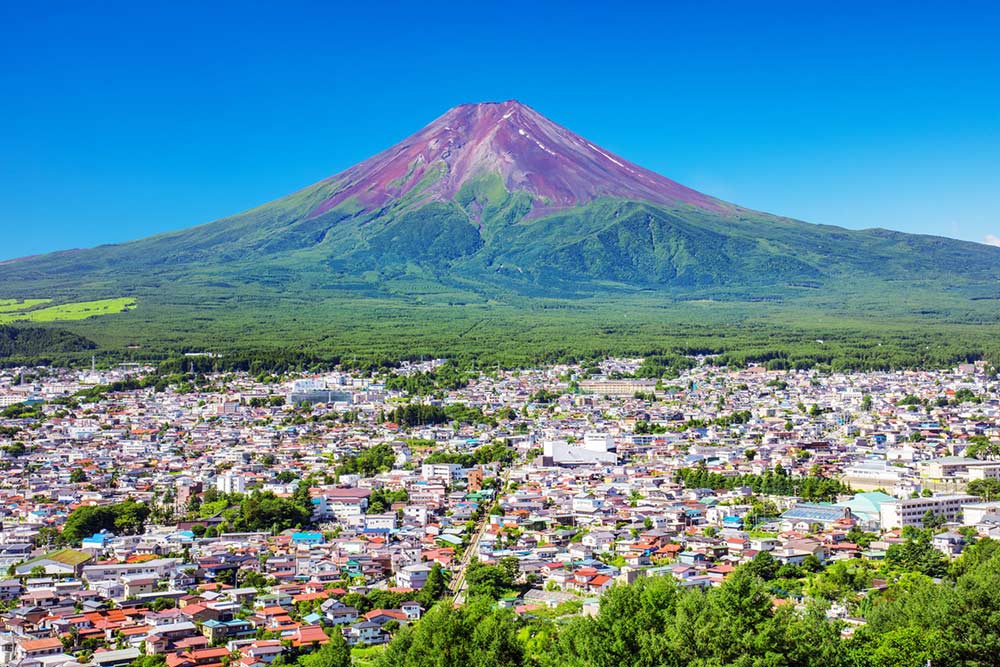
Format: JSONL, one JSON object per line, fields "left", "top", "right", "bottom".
{"left": 14, "top": 548, "right": 92, "bottom": 577}
{"left": 0, "top": 579, "right": 22, "bottom": 600}
{"left": 396, "top": 563, "right": 432, "bottom": 589}
{"left": 82, "top": 557, "right": 181, "bottom": 583}
{"left": 344, "top": 621, "right": 387, "bottom": 646}
{"left": 123, "top": 576, "right": 157, "bottom": 598}
{"left": 321, "top": 599, "right": 358, "bottom": 625}
{"left": 15, "top": 636, "right": 65, "bottom": 663}
{"left": 201, "top": 618, "right": 254, "bottom": 643}
{"left": 399, "top": 601, "right": 423, "bottom": 621}
{"left": 677, "top": 552, "right": 707, "bottom": 566}
{"left": 291, "top": 625, "right": 329, "bottom": 648}
{"left": 291, "top": 532, "right": 325, "bottom": 546}
{"left": 238, "top": 640, "right": 284, "bottom": 664}
{"left": 364, "top": 609, "right": 409, "bottom": 626}
{"left": 91, "top": 648, "right": 142, "bottom": 667}
{"left": 581, "top": 531, "right": 615, "bottom": 552}
{"left": 145, "top": 621, "right": 199, "bottom": 652}
{"left": 165, "top": 646, "right": 230, "bottom": 667}
{"left": 932, "top": 531, "right": 966, "bottom": 557}
{"left": 587, "top": 575, "right": 614, "bottom": 594}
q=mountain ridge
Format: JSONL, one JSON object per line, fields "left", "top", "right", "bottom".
{"left": 1, "top": 100, "right": 999, "bottom": 329}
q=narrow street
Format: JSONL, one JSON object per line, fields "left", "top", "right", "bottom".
{"left": 450, "top": 466, "right": 512, "bottom": 605}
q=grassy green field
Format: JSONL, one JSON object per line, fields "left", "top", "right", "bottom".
{"left": 0, "top": 298, "right": 135, "bottom": 324}
{"left": 0, "top": 298, "right": 52, "bottom": 313}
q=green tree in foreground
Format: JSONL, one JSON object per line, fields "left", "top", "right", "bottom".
{"left": 297, "top": 631, "right": 349, "bottom": 667}
{"left": 375, "top": 598, "right": 521, "bottom": 667}
{"left": 368, "top": 540, "right": 1000, "bottom": 667}
{"left": 417, "top": 563, "right": 446, "bottom": 607}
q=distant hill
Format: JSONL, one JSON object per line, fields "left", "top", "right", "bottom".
{"left": 2, "top": 100, "right": 999, "bottom": 362}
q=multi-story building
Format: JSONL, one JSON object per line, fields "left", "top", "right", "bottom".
{"left": 216, "top": 473, "right": 246, "bottom": 495}
{"left": 879, "top": 494, "right": 979, "bottom": 529}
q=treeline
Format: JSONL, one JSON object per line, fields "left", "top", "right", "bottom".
{"left": 158, "top": 351, "right": 333, "bottom": 375}
{"left": 385, "top": 404, "right": 449, "bottom": 427}
{"left": 424, "top": 441, "right": 516, "bottom": 467}
{"left": 15, "top": 324, "right": 1000, "bottom": 377}
{"left": 60, "top": 500, "right": 150, "bottom": 544}
{"left": 336, "top": 443, "right": 396, "bottom": 477}
{"left": 384, "top": 403, "right": 494, "bottom": 427}
{"left": 634, "top": 354, "right": 699, "bottom": 379}
{"left": 383, "top": 362, "right": 473, "bottom": 395}
{"left": 713, "top": 337, "right": 993, "bottom": 372}
{"left": 188, "top": 488, "right": 312, "bottom": 533}
{"left": 675, "top": 465, "right": 849, "bottom": 501}
{"left": 0, "top": 325, "right": 95, "bottom": 361}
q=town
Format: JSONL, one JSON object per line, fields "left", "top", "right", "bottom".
{"left": 1, "top": 357, "right": 999, "bottom": 667}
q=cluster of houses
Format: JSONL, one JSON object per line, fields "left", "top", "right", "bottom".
{"left": 2, "top": 358, "right": 1000, "bottom": 664}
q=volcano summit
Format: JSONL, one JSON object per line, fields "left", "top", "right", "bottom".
{"left": 307, "top": 100, "right": 727, "bottom": 218}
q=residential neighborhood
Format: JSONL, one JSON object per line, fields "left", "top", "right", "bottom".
{"left": 2, "top": 357, "right": 1000, "bottom": 666}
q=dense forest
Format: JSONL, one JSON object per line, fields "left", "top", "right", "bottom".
{"left": 0, "top": 324, "right": 95, "bottom": 360}
{"left": 6, "top": 300, "right": 1000, "bottom": 376}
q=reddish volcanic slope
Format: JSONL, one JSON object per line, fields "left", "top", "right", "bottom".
{"left": 308, "top": 100, "right": 728, "bottom": 218}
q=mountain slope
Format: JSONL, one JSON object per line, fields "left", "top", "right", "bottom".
{"left": 1, "top": 100, "right": 999, "bottom": 321}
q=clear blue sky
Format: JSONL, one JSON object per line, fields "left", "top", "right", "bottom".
{"left": 2, "top": 0, "right": 998, "bottom": 260}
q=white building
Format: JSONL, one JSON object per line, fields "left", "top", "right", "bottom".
{"left": 879, "top": 494, "right": 979, "bottom": 529}
{"left": 572, "top": 494, "right": 604, "bottom": 513}
{"left": 364, "top": 513, "right": 396, "bottom": 533}
{"left": 962, "top": 501, "right": 1000, "bottom": 526}
{"left": 312, "top": 488, "right": 370, "bottom": 521}
{"left": 216, "top": 473, "right": 246, "bottom": 495}
{"left": 421, "top": 463, "right": 464, "bottom": 482}
{"left": 543, "top": 440, "right": 617, "bottom": 467}
{"left": 841, "top": 460, "right": 910, "bottom": 494}
{"left": 396, "top": 563, "right": 433, "bottom": 589}
{"left": 0, "top": 395, "right": 25, "bottom": 408}
{"left": 582, "top": 432, "right": 615, "bottom": 453}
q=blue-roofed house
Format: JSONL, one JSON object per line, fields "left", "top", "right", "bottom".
{"left": 291, "top": 532, "right": 325, "bottom": 546}
{"left": 81, "top": 531, "right": 110, "bottom": 552}
{"left": 780, "top": 503, "right": 854, "bottom": 532}
{"left": 781, "top": 503, "right": 855, "bottom": 532}
{"left": 678, "top": 551, "right": 707, "bottom": 565}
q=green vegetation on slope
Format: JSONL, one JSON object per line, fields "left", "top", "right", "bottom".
{"left": 0, "top": 325, "right": 96, "bottom": 358}
{"left": 1, "top": 190, "right": 1000, "bottom": 370}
